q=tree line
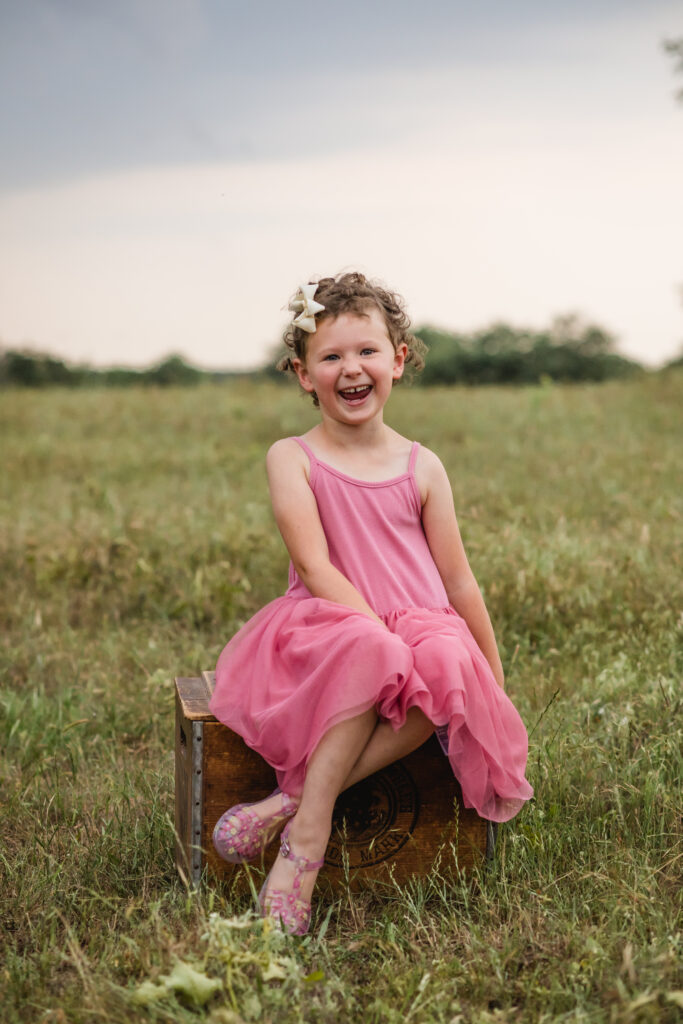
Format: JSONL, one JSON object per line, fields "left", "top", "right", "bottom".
{"left": 414, "top": 315, "right": 642, "bottom": 385}
{"left": 0, "top": 352, "right": 224, "bottom": 388}
{"left": 2, "top": 313, "right": 678, "bottom": 388}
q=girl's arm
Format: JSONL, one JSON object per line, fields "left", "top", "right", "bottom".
{"left": 418, "top": 448, "right": 506, "bottom": 690}
{"left": 266, "top": 439, "right": 386, "bottom": 627}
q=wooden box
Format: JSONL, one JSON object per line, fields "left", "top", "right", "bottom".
{"left": 175, "top": 674, "right": 495, "bottom": 889}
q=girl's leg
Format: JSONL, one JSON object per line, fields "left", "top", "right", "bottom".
{"left": 240, "top": 709, "right": 433, "bottom": 825}
{"left": 261, "top": 707, "right": 435, "bottom": 917}
{"left": 340, "top": 707, "right": 435, "bottom": 791}
{"left": 261, "top": 707, "right": 378, "bottom": 906}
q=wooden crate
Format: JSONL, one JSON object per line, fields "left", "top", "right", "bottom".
{"left": 175, "top": 674, "right": 495, "bottom": 889}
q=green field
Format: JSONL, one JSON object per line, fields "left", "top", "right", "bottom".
{"left": 1, "top": 376, "right": 681, "bottom": 1023}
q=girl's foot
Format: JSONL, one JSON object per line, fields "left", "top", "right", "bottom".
{"left": 258, "top": 819, "right": 328, "bottom": 935}
{"left": 213, "top": 789, "right": 298, "bottom": 864}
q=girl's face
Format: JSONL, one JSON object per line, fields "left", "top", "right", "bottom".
{"left": 293, "top": 309, "right": 407, "bottom": 425}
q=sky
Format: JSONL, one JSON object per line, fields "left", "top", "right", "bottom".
{"left": 1, "top": 0, "right": 682, "bottom": 370}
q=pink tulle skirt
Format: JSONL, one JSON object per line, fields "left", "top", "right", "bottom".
{"left": 210, "top": 597, "right": 533, "bottom": 822}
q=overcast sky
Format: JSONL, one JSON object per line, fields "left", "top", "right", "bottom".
{"left": 1, "top": 0, "right": 682, "bottom": 369}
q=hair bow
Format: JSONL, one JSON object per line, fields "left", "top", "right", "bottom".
{"left": 288, "top": 283, "right": 325, "bottom": 333}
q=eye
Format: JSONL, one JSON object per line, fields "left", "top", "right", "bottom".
{"left": 360, "top": 347, "right": 376, "bottom": 356}
{"left": 322, "top": 353, "right": 339, "bottom": 361}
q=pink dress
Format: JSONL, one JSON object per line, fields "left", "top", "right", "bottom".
{"left": 210, "top": 438, "right": 533, "bottom": 822}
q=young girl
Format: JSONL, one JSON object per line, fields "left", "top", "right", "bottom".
{"left": 209, "top": 272, "right": 533, "bottom": 935}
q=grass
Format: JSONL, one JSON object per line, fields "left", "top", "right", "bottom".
{"left": 0, "top": 374, "right": 681, "bottom": 1023}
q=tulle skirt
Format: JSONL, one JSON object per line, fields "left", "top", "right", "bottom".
{"left": 210, "top": 596, "right": 533, "bottom": 822}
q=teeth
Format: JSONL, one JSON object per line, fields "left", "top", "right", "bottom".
{"left": 341, "top": 385, "right": 370, "bottom": 394}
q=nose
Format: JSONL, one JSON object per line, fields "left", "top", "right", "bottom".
{"left": 341, "top": 354, "right": 362, "bottom": 376}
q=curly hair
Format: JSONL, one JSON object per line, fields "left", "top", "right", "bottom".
{"left": 277, "top": 272, "right": 426, "bottom": 405}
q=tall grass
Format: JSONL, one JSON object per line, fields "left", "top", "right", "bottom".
{"left": 1, "top": 375, "right": 681, "bottom": 1022}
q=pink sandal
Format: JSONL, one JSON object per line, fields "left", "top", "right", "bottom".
{"left": 258, "top": 822, "right": 325, "bottom": 936}
{"left": 212, "top": 789, "right": 298, "bottom": 864}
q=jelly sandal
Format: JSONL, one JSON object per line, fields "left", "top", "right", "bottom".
{"left": 212, "top": 788, "right": 298, "bottom": 864}
{"left": 258, "top": 822, "right": 325, "bottom": 936}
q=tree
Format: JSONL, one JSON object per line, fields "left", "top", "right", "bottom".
{"left": 663, "top": 37, "right": 683, "bottom": 102}
{"left": 414, "top": 317, "right": 640, "bottom": 386}
{"left": 147, "top": 355, "right": 202, "bottom": 386}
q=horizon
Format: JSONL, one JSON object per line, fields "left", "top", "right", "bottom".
{"left": 1, "top": 318, "right": 672, "bottom": 375}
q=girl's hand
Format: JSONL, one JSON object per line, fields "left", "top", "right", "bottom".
{"left": 417, "top": 447, "right": 506, "bottom": 689}
{"left": 266, "top": 439, "right": 385, "bottom": 626}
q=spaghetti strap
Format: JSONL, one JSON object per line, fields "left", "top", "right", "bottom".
{"left": 293, "top": 436, "right": 319, "bottom": 485}
{"left": 408, "top": 441, "right": 420, "bottom": 474}
{"left": 293, "top": 436, "right": 317, "bottom": 463}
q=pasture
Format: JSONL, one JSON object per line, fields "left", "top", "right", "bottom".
{"left": 1, "top": 375, "right": 681, "bottom": 1022}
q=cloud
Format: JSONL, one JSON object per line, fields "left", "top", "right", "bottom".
{"left": 1, "top": 0, "right": 680, "bottom": 186}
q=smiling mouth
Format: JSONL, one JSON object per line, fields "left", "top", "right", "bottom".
{"left": 338, "top": 384, "right": 373, "bottom": 404}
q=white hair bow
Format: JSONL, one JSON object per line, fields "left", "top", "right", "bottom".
{"left": 288, "top": 283, "right": 325, "bottom": 333}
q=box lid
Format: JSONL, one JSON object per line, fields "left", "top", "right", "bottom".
{"left": 175, "top": 674, "right": 216, "bottom": 721}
